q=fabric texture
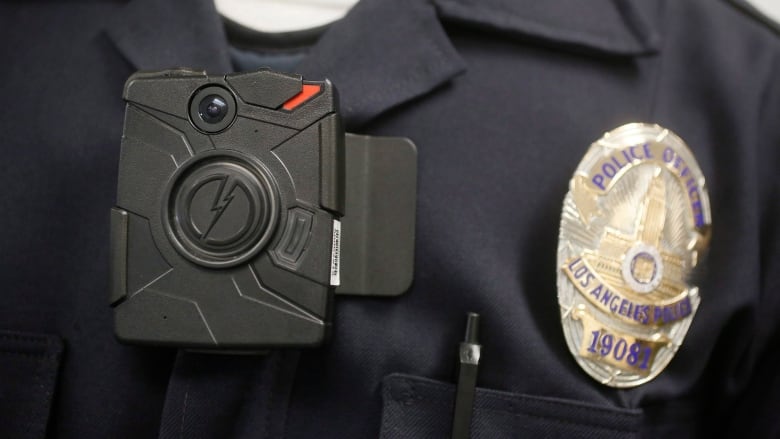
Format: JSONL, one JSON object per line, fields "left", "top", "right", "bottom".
{"left": 380, "top": 374, "right": 642, "bottom": 438}
{"left": 0, "top": 331, "right": 63, "bottom": 439}
{"left": 0, "top": 0, "right": 778, "bottom": 437}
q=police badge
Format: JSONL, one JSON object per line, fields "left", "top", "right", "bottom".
{"left": 557, "top": 123, "right": 711, "bottom": 387}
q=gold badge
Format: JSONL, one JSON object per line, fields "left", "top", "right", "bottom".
{"left": 557, "top": 123, "right": 711, "bottom": 387}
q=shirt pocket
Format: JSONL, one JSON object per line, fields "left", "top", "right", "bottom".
{"left": 380, "top": 373, "right": 641, "bottom": 439}
{"left": 0, "top": 330, "right": 63, "bottom": 439}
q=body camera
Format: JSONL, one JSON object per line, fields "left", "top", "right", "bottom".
{"left": 110, "top": 69, "right": 416, "bottom": 351}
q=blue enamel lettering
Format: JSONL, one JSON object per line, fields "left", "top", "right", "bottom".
{"left": 580, "top": 273, "right": 595, "bottom": 288}
{"left": 609, "top": 294, "right": 620, "bottom": 313}
{"left": 600, "top": 288, "right": 613, "bottom": 306}
{"left": 602, "top": 162, "right": 617, "bottom": 178}
{"left": 591, "top": 174, "right": 606, "bottom": 190}
{"left": 590, "top": 284, "right": 602, "bottom": 300}
{"left": 588, "top": 330, "right": 599, "bottom": 353}
{"left": 613, "top": 339, "right": 627, "bottom": 361}
{"left": 663, "top": 147, "right": 675, "bottom": 163}
{"left": 619, "top": 298, "right": 630, "bottom": 316}
{"left": 600, "top": 334, "right": 613, "bottom": 356}
{"left": 643, "top": 143, "right": 653, "bottom": 159}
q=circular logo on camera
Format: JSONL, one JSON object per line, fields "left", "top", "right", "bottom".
{"left": 165, "top": 154, "right": 278, "bottom": 268}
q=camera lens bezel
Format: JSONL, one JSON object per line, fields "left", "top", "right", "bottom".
{"left": 189, "top": 85, "right": 237, "bottom": 133}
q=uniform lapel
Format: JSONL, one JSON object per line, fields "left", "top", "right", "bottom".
{"left": 296, "top": 0, "right": 467, "bottom": 129}
{"left": 432, "top": 0, "right": 662, "bottom": 56}
{"left": 104, "top": 0, "right": 660, "bottom": 130}
{"left": 296, "top": 0, "right": 662, "bottom": 129}
{"left": 104, "top": 0, "right": 232, "bottom": 73}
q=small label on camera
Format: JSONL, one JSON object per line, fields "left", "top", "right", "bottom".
{"left": 330, "top": 220, "right": 341, "bottom": 286}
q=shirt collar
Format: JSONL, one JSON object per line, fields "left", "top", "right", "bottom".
{"left": 299, "top": 0, "right": 662, "bottom": 127}
{"left": 105, "top": 0, "right": 662, "bottom": 128}
{"left": 105, "top": 0, "right": 232, "bottom": 74}
{"left": 296, "top": 0, "right": 467, "bottom": 128}
{"left": 433, "top": 0, "right": 662, "bottom": 57}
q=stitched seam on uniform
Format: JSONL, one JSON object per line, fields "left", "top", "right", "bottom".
{"left": 393, "top": 378, "right": 639, "bottom": 418}
{"left": 755, "top": 50, "right": 779, "bottom": 167}
{"left": 616, "top": 0, "right": 659, "bottom": 49}
{"left": 179, "top": 384, "right": 190, "bottom": 439}
{"left": 232, "top": 47, "right": 312, "bottom": 57}
{"left": 435, "top": 0, "right": 638, "bottom": 51}
{"left": 273, "top": 351, "right": 301, "bottom": 438}
{"left": 350, "top": 1, "right": 465, "bottom": 126}
{"left": 381, "top": 7, "right": 456, "bottom": 90}
{"left": 0, "top": 351, "right": 59, "bottom": 359}
{"left": 477, "top": 391, "right": 640, "bottom": 417}
{"left": 389, "top": 11, "right": 463, "bottom": 97}
{"left": 422, "top": 2, "right": 465, "bottom": 76}
{"left": 477, "top": 406, "right": 639, "bottom": 434}
{"left": 0, "top": 349, "right": 55, "bottom": 437}
{"left": 0, "top": 333, "right": 56, "bottom": 344}
{"left": 395, "top": 391, "right": 638, "bottom": 433}
{"left": 380, "top": 385, "right": 392, "bottom": 438}
{"left": 381, "top": 380, "right": 427, "bottom": 438}
{"left": 646, "top": 0, "right": 669, "bottom": 120}
{"left": 30, "top": 346, "right": 47, "bottom": 437}
{"left": 263, "top": 354, "right": 279, "bottom": 438}
{"left": 423, "top": 396, "right": 639, "bottom": 432}
{"left": 755, "top": 50, "right": 780, "bottom": 335}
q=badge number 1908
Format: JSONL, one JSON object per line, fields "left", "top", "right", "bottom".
{"left": 557, "top": 123, "right": 711, "bottom": 387}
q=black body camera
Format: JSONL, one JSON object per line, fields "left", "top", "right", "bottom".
{"left": 110, "top": 69, "right": 416, "bottom": 351}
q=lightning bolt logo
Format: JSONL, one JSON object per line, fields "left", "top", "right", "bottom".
{"left": 200, "top": 175, "right": 238, "bottom": 242}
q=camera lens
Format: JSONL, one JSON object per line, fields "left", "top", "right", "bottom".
{"left": 198, "top": 95, "right": 228, "bottom": 124}
{"left": 189, "top": 85, "right": 236, "bottom": 133}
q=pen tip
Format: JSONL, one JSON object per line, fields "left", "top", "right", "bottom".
{"left": 464, "top": 312, "right": 480, "bottom": 343}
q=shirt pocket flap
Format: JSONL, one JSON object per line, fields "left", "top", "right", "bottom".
{"left": 381, "top": 373, "right": 641, "bottom": 438}
{"left": 0, "top": 330, "right": 63, "bottom": 439}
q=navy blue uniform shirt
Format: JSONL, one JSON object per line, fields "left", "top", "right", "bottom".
{"left": 0, "top": 0, "right": 779, "bottom": 437}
